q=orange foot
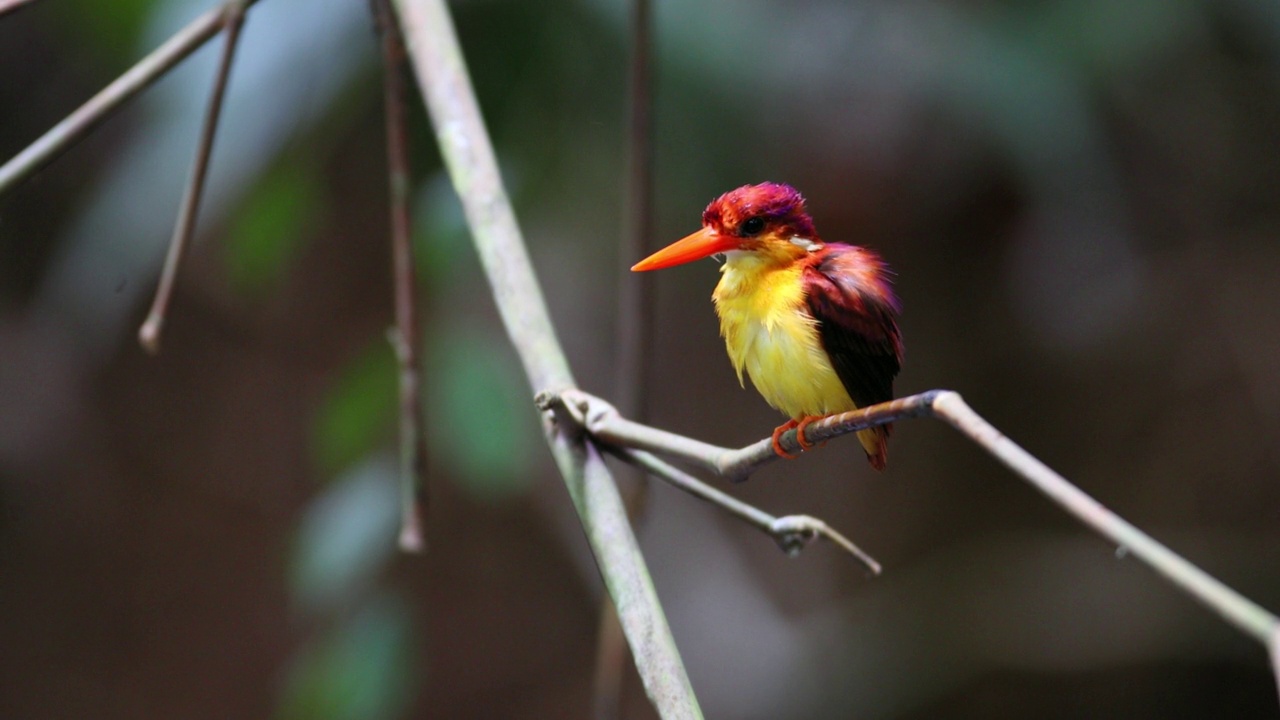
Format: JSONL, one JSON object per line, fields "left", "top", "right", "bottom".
{"left": 771, "top": 415, "right": 828, "bottom": 458}
{"left": 795, "top": 415, "right": 826, "bottom": 451}
{"left": 771, "top": 419, "right": 800, "bottom": 459}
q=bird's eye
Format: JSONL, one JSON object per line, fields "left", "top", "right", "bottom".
{"left": 740, "top": 216, "right": 765, "bottom": 236}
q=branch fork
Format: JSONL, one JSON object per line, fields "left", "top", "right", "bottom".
{"left": 540, "top": 385, "right": 1280, "bottom": 694}
{"left": 537, "top": 388, "right": 883, "bottom": 574}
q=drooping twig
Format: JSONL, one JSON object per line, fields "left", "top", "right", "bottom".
{"left": 0, "top": 0, "right": 260, "bottom": 197}
{"left": 610, "top": 446, "right": 881, "bottom": 573}
{"left": 389, "top": 0, "right": 701, "bottom": 716}
{"left": 370, "top": 0, "right": 427, "bottom": 553}
{"left": 0, "top": 0, "right": 39, "bottom": 20}
{"left": 138, "top": 1, "right": 250, "bottom": 353}
{"left": 597, "top": 0, "right": 655, "bottom": 714}
{"left": 559, "top": 387, "right": 1280, "bottom": 657}
{"left": 537, "top": 389, "right": 880, "bottom": 572}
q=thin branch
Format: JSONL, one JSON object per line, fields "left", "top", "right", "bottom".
{"left": 608, "top": 445, "right": 881, "bottom": 573}
{"left": 592, "top": 597, "right": 629, "bottom": 720}
{"left": 0, "top": 0, "right": 39, "bottom": 20}
{"left": 598, "top": 0, "right": 655, "bottom": 714}
{"left": 370, "top": 0, "right": 427, "bottom": 553}
{"left": 389, "top": 0, "right": 701, "bottom": 716}
{"left": 1271, "top": 627, "right": 1280, "bottom": 705}
{"left": 138, "top": 1, "right": 250, "bottom": 353}
{"left": 538, "top": 388, "right": 880, "bottom": 572}
{"left": 556, "top": 388, "right": 752, "bottom": 478}
{"left": 613, "top": 0, "right": 655, "bottom": 421}
{"left": 557, "top": 387, "right": 1280, "bottom": 649}
{"left": 577, "top": 389, "right": 939, "bottom": 482}
{"left": 0, "top": 0, "right": 259, "bottom": 197}
{"left": 930, "top": 392, "right": 1279, "bottom": 644}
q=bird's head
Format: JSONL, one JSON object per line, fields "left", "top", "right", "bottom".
{"left": 632, "top": 182, "right": 823, "bottom": 272}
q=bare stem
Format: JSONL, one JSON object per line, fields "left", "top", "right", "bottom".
{"left": 390, "top": 0, "right": 701, "bottom": 716}
{"left": 554, "top": 387, "right": 1280, "bottom": 651}
{"left": 597, "top": 0, "right": 655, "bottom": 714}
{"left": 929, "top": 392, "right": 1278, "bottom": 644}
{"left": 613, "top": 0, "right": 655, "bottom": 421}
{"left": 1271, "top": 627, "right": 1280, "bottom": 705}
{"left": 138, "top": 1, "right": 250, "bottom": 353}
{"left": 0, "top": 0, "right": 259, "bottom": 197}
{"left": 539, "top": 389, "right": 879, "bottom": 572}
{"left": 0, "top": 0, "right": 39, "bottom": 19}
{"left": 591, "top": 597, "right": 628, "bottom": 720}
{"left": 607, "top": 445, "right": 880, "bottom": 573}
{"left": 370, "top": 0, "right": 427, "bottom": 553}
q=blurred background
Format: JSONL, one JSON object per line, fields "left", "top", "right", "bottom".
{"left": 2, "top": 0, "right": 1280, "bottom": 717}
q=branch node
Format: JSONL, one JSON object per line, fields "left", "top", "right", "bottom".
{"left": 532, "top": 390, "right": 557, "bottom": 412}
{"left": 769, "top": 517, "right": 816, "bottom": 557}
{"left": 770, "top": 515, "right": 882, "bottom": 574}
{"left": 536, "top": 389, "right": 590, "bottom": 441}
{"left": 568, "top": 389, "right": 620, "bottom": 433}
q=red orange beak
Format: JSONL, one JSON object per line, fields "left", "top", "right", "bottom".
{"left": 631, "top": 226, "right": 739, "bottom": 272}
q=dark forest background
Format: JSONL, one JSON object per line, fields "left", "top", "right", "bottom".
{"left": 2, "top": 0, "right": 1280, "bottom": 717}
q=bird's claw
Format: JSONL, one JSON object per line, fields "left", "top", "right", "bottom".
{"left": 796, "top": 415, "right": 828, "bottom": 450}
{"left": 772, "top": 416, "right": 828, "bottom": 458}
{"left": 771, "top": 420, "right": 801, "bottom": 459}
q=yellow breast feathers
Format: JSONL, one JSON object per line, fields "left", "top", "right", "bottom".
{"left": 712, "top": 252, "right": 856, "bottom": 419}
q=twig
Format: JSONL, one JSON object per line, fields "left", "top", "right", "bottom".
{"left": 389, "top": 0, "right": 702, "bottom": 716}
{"left": 608, "top": 445, "right": 881, "bottom": 573}
{"left": 0, "top": 0, "right": 259, "bottom": 197}
{"left": 1271, "top": 627, "right": 1280, "bottom": 705}
{"left": 370, "top": 0, "right": 427, "bottom": 553}
{"left": 538, "top": 388, "right": 880, "bottom": 572}
{"left": 613, "top": 0, "right": 655, "bottom": 422}
{"left": 930, "top": 392, "right": 1278, "bottom": 644}
{"left": 592, "top": 597, "right": 628, "bottom": 720}
{"left": 597, "top": 0, "right": 655, "bottom": 714}
{"left": 0, "top": 0, "right": 39, "bottom": 19}
{"left": 577, "top": 389, "right": 938, "bottom": 482}
{"left": 138, "top": 1, "right": 250, "bottom": 353}
{"left": 555, "top": 387, "right": 1280, "bottom": 650}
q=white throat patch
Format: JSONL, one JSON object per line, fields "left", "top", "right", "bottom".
{"left": 789, "top": 236, "right": 823, "bottom": 252}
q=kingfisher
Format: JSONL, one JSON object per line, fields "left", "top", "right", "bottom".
{"left": 632, "top": 183, "right": 903, "bottom": 470}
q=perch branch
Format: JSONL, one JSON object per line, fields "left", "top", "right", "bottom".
{"left": 929, "top": 392, "right": 1278, "bottom": 644}
{"left": 370, "top": 0, "right": 427, "bottom": 553}
{"left": 0, "top": 0, "right": 260, "bottom": 197}
{"left": 538, "top": 389, "right": 879, "bottom": 573}
{"left": 390, "top": 0, "right": 701, "bottom": 716}
{"left": 579, "top": 389, "right": 939, "bottom": 483}
{"left": 138, "top": 0, "right": 249, "bottom": 353}
{"left": 558, "top": 387, "right": 1280, "bottom": 651}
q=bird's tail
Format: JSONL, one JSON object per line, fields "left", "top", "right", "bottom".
{"left": 856, "top": 424, "right": 891, "bottom": 471}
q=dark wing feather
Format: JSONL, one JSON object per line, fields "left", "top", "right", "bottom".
{"left": 802, "top": 244, "right": 903, "bottom": 415}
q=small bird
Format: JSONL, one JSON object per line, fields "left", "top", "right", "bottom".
{"left": 632, "top": 182, "right": 902, "bottom": 469}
